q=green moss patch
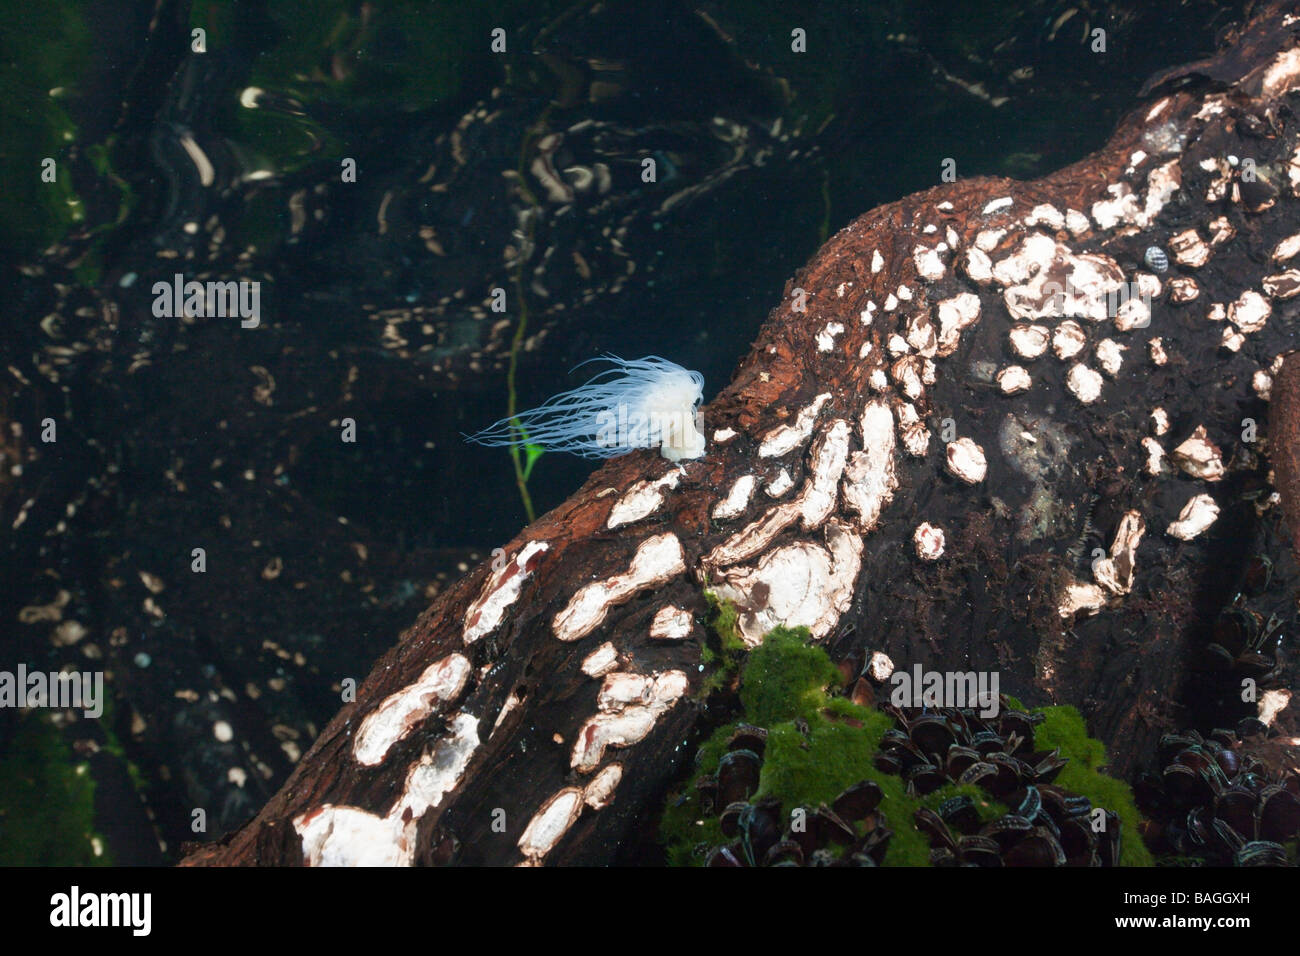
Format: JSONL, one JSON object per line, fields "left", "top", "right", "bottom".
{"left": 697, "top": 590, "right": 749, "bottom": 697}
{"left": 738, "top": 625, "right": 840, "bottom": 726}
{"left": 0, "top": 713, "right": 106, "bottom": 866}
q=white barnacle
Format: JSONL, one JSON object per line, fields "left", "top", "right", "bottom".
{"left": 353, "top": 654, "right": 471, "bottom": 766}
{"left": 1066, "top": 364, "right": 1104, "bottom": 403}
{"left": 649, "top": 606, "right": 692, "bottom": 641}
{"left": 1095, "top": 339, "right": 1126, "bottom": 377}
{"left": 1093, "top": 510, "right": 1145, "bottom": 596}
{"left": 759, "top": 394, "right": 832, "bottom": 458}
{"left": 1229, "top": 290, "right": 1271, "bottom": 333}
{"left": 517, "top": 789, "right": 584, "bottom": 865}
{"left": 1141, "top": 437, "right": 1165, "bottom": 475}
{"left": 997, "top": 366, "right": 1032, "bottom": 394}
{"left": 935, "top": 292, "right": 981, "bottom": 355}
{"left": 945, "top": 437, "right": 987, "bottom": 484}
{"left": 1009, "top": 324, "right": 1050, "bottom": 360}
{"left": 1272, "top": 233, "right": 1300, "bottom": 261}
{"left": 913, "top": 522, "right": 945, "bottom": 561}
{"left": 1168, "top": 494, "right": 1219, "bottom": 541}
{"left": 1052, "top": 321, "right": 1087, "bottom": 361}
{"left": 712, "top": 475, "right": 757, "bottom": 520}
{"left": 465, "top": 355, "right": 706, "bottom": 462}
{"left": 913, "top": 245, "right": 947, "bottom": 280}
{"left": 553, "top": 534, "right": 686, "bottom": 642}
{"left": 1171, "top": 425, "right": 1224, "bottom": 481}
{"left": 1058, "top": 581, "right": 1107, "bottom": 619}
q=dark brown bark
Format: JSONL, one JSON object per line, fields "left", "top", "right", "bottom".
{"left": 184, "top": 1, "right": 1300, "bottom": 866}
{"left": 1272, "top": 352, "right": 1300, "bottom": 553}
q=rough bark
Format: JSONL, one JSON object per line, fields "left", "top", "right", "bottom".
{"left": 184, "top": 1, "right": 1300, "bottom": 866}
{"left": 1273, "top": 352, "right": 1300, "bottom": 551}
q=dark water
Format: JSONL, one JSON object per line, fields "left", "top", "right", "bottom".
{"left": 0, "top": 0, "right": 1249, "bottom": 863}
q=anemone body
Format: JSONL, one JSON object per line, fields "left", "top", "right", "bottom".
{"left": 466, "top": 355, "right": 707, "bottom": 461}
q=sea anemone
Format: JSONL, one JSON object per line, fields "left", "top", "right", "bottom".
{"left": 465, "top": 355, "right": 707, "bottom": 462}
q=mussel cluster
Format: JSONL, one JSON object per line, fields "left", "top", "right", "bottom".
{"left": 698, "top": 725, "right": 894, "bottom": 866}
{"left": 692, "top": 701, "right": 1123, "bottom": 866}
{"left": 1199, "top": 570, "right": 1284, "bottom": 682}
{"left": 1134, "top": 723, "right": 1300, "bottom": 866}
{"left": 878, "top": 703, "right": 1121, "bottom": 866}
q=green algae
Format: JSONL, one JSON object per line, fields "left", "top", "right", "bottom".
{"left": 697, "top": 589, "right": 748, "bottom": 698}
{"left": 0, "top": 0, "right": 92, "bottom": 258}
{"left": 0, "top": 713, "right": 107, "bottom": 866}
